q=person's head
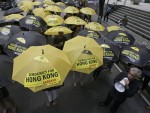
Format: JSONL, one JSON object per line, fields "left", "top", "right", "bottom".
{"left": 128, "top": 67, "right": 142, "bottom": 80}
{"left": 124, "top": 15, "right": 127, "bottom": 18}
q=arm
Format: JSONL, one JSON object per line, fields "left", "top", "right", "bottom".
{"left": 126, "top": 81, "right": 140, "bottom": 97}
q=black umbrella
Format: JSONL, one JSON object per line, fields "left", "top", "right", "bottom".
{"left": 120, "top": 45, "right": 150, "bottom": 67}
{"left": 106, "top": 30, "right": 135, "bottom": 48}
{"left": 4, "top": 31, "right": 46, "bottom": 58}
{"left": 0, "top": 25, "right": 24, "bottom": 45}
{"left": 95, "top": 37, "right": 120, "bottom": 63}
{"left": 19, "top": 15, "right": 47, "bottom": 31}
{"left": 78, "top": 30, "right": 101, "bottom": 39}
{"left": 0, "top": 55, "right": 13, "bottom": 88}
{"left": 4, "top": 7, "right": 24, "bottom": 16}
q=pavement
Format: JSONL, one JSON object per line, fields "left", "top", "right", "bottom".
{"left": 0, "top": 1, "right": 150, "bottom": 113}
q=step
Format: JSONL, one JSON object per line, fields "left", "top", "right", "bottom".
{"left": 109, "top": 15, "right": 150, "bottom": 35}
{"left": 128, "top": 23, "right": 150, "bottom": 36}
{"left": 110, "top": 14, "right": 150, "bottom": 31}
{"left": 113, "top": 11, "right": 150, "bottom": 26}
{"left": 117, "top": 9, "right": 150, "bottom": 21}
{"left": 109, "top": 16, "right": 150, "bottom": 40}
{"left": 121, "top": 6, "right": 150, "bottom": 17}
{"left": 126, "top": 26, "right": 150, "bottom": 40}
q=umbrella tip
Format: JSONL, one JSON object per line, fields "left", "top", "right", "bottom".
{"left": 42, "top": 49, "right": 44, "bottom": 54}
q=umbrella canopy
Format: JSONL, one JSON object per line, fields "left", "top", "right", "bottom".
{"left": 107, "top": 26, "right": 123, "bottom": 32}
{"left": 0, "top": 25, "right": 23, "bottom": 45}
{"left": 0, "top": 14, "right": 24, "bottom": 26}
{"left": 63, "top": 6, "right": 79, "bottom": 14}
{"left": 18, "top": 1, "right": 33, "bottom": 12}
{"left": 4, "top": 31, "right": 46, "bottom": 58}
{"left": 63, "top": 36, "right": 103, "bottom": 74}
{"left": 32, "top": 1, "right": 42, "bottom": 6}
{"left": 12, "top": 45, "right": 71, "bottom": 92}
{"left": 43, "top": 0, "right": 55, "bottom": 5}
{"left": 55, "top": 2, "right": 66, "bottom": 6}
{"left": 95, "top": 38, "right": 120, "bottom": 63}
{"left": 106, "top": 30, "right": 135, "bottom": 48}
{"left": 0, "top": 55, "right": 13, "bottom": 88}
{"left": 120, "top": 45, "right": 150, "bottom": 67}
{"left": 44, "top": 26, "right": 72, "bottom": 35}
{"left": 19, "top": 15, "right": 47, "bottom": 31}
{"left": 64, "top": 16, "right": 86, "bottom": 25}
{"left": 78, "top": 30, "right": 101, "bottom": 39}
{"left": 3, "top": 7, "right": 24, "bottom": 16}
{"left": 33, "top": 8, "right": 51, "bottom": 19}
{"left": 80, "top": 7, "right": 96, "bottom": 15}
{"left": 85, "top": 22, "right": 105, "bottom": 31}
{"left": 44, "top": 15, "right": 64, "bottom": 26}
{"left": 45, "top": 5, "right": 62, "bottom": 12}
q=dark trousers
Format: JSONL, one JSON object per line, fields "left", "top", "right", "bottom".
{"left": 141, "top": 76, "right": 150, "bottom": 90}
{"left": 104, "top": 12, "right": 110, "bottom": 22}
{"left": 104, "top": 90, "right": 126, "bottom": 113}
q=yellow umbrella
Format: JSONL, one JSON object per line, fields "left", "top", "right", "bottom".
{"left": 63, "top": 36, "right": 103, "bottom": 74}
{"left": 44, "top": 26, "right": 72, "bottom": 35}
{"left": 43, "top": 0, "right": 55, "bottom": 5}
{"left": 107, "top": 26, "right": 123, "bottom": 32}
{"left": 12, "top": 45, "right": 71, "bottom": 92}
{"left": 63, "top": 6, "right": 79, "bottom": 14}
{"left": 64, "top": 16, "right": 87, "bottom": 25}
{"left": 85, "top": 22, "right": 105, "bottom": 31}
{"left": 45, "top": 5, "right": 62, "bottom": 12}
{"left": 80, "top": 7, "right": 96, "bottom": 15}
{"left": 33, "top": 8, "right": 51, "bottom": 19}
{"left": 44, "top": 15, "right": 64, "bottom": 26}
{"left": 18, "top": 1, "right": 33, "bottom": 12}
{"left": 55, "top": 2, "right": 66, "bottom": 6}
{"left": 4, "top": 14, "right": 24, "bottom": 21}
{"left": 32, "top": 1, "right": 42, "bottom": 6}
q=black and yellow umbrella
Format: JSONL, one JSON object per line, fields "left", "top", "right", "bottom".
{"left": 63, "top": 6, "right": 79, "bottom": 14}
{"left": 0, "top": 55, "right": 13, "bottom": 88}
{"left": 19, "top": 15, "right": 47, "bottom": 31}
{"left": 78, "top": 30, "right": 101, "bottom": 39}
{"left": 0, "top": 14, "right": 24, "bottom": 26}
{"left": 107, "top": 26, "right": 123, "bottom": 32}
{"left": 33, "top": 8, "right": 51, "bottom": 19}
{"left": 80, "top": 7, "right": 96, "bottom": 15}
{"left": 95, "top": 37, "right": 120, "bottom": 63}
{"left": 4, "top": 31, "right": 46, "bottom": 58}
{"left": 44, "top": 26, "right": 72, "bottom": 35}
{"left": 64, "top": 16, "right": 86, "bottom": 25}
{"left": 44, "top": 15, "right": 64, "bottom": 26}
{"left": 120, "top": 45, "right": 150, "bottom": 67}
{"left": 12, "top": 45, "right": 71, "bottom": 92}
{"left": 45, "top": 5, "right": 62, "bottom": 12}
{"left": 85, "top": 22, "right": 105, "bottom": 32}
{"left": 3, "top": 7, "right": 24, "bottom": 16}
{"left": 106, "top": 30, "right": 135, "bottom": 48}
{"left": 63, "top": 36, "right": 103, "bottom": 74}
{"left": 0, "top": 25, "right": 23, "bottom": 45}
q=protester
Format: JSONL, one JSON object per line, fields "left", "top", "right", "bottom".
{"left": 92, "top": 62, "right": 114, "bottom": 80}
{"left": 103, "top": 5, "right": 112, "bottom": 22}
{"left": 0, "top": 86, "right": 16, "bottom": 113}
{"left": 98, "top": 67, "right": 142, "bottom": 113}
{"left": 53, "top": 32, "right": 67, "bottom": 50}
{"left": 44, "top": 88, "right": 58, "bottom": 106}
{"left": 141, "top": 68, "right": 150, "bottom": 91}
{"left": 119, "top": 15, "right": 128, "bottom": 27}
{"left": 73, "top": 71, "right": 85, "bottom": 87}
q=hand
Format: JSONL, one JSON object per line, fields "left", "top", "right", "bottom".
{"left": 123, "top": 79, "right": 129, "bottom": 85}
